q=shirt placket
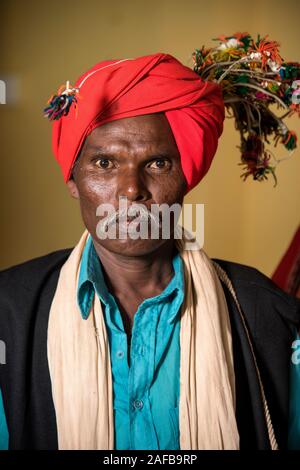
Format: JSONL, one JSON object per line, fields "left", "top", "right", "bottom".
{"left": 128, "top": 303, "right": 160, "bottom": 450}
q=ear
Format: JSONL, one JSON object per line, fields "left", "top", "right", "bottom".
{"left": 66, "top": 179, "right": 80, "bottom": 199}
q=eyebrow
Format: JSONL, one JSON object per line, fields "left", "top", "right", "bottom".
{"left": 83, "top": 145, "right": 175, "bottom": 160}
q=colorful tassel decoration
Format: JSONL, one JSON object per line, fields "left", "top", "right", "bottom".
{"left": 44, "top": 81, "right": 80, "bottom": 121}
{"left": 192, "top": 32, "right": 300, "bottom": 185}
{"left": 281, "top": 131, "right": 298, "bottom": 151}
{"left": 239, "top": 134, "right": 277, "bottom": 186}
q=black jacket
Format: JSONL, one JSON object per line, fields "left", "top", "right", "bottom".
{"left": 0, "top": 248, "right": 299, "bottom": 450}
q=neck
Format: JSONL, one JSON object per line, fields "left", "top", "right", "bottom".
{"left": 92, "top": 239, "right": 177, "bottom": 299}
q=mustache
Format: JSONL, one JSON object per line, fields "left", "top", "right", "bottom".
{"left": 100, "top": 204, "right": 161, "bottom": 231}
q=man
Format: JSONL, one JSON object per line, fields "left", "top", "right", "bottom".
{"left": 271, "top": 226, "right": 300, "bottom": 449}
{"left": 0, "top": 53, "right": 299, "bottom": 450}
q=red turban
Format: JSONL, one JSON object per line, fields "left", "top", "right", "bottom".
{"left": 51, "top": 53, "right": 225, "bottom": 193}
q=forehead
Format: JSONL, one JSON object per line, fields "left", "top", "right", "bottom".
{"left": 83, "top": 113, "right": 178, "bottom": 151}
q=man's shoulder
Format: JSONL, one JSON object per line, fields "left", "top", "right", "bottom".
{"left": 212, "top": 258, "right": 300, "bottom": 325}
{"left": 212, "top": 258, "right": 278, "bottom": 290}
{"left": 0, "top": 248, "right": 73, "bottom": 293}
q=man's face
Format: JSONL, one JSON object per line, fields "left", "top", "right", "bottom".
{"left": 67, "top": 113, "right": 187, "bottom": 256}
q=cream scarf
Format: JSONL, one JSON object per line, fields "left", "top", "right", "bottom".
{"left": 47, "top": 229, "right": 277, "bottom": 450}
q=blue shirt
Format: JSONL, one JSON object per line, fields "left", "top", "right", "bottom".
{"left": 77, "top": 235, "right": 184, "bottom": 450}
{"left": 0, "top": 235, "right": 184, "bottom": 450}
{"left": 0, "top": 388, "right": 8, "bottom": 450}
{"left": 288, "top": 333, "right": 300, "bottom": 449}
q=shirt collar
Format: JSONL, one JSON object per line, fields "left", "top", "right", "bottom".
{"left": 77, "top": 234, "right": 185, "bottom": 321}
{"left": 77, "top": 234, "right": 111, "bottom": 319}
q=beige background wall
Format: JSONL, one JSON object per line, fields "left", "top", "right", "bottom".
{"left": 0, "top": 0, "right": 299, "bottom": 276}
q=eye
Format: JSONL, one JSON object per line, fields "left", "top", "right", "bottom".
{"left": 148, "top": 158, "right": 171, "bottom": 170}
{"left": 95, "top": 158, "right": 114, "bottom": 169}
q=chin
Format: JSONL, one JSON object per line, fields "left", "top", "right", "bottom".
{"left": 99, "top": 237, "right": 169, "bottom": 257}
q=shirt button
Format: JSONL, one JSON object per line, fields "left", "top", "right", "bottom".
{"left": 137, "top": 345, "right": 145, "bottom": 356}
{"left": 133, "top": 399, "right": 144, "bottom": 410}
{"left": 116, "top": 350, "right": 124, "bottom": 359}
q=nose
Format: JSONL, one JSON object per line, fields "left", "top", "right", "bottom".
{"left": 116, "top": 167, "right": 151, "bottom": 203}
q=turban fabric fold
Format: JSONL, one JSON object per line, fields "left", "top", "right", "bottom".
{"left": 51, "top": 53, "right": 225, "bottom": 193}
